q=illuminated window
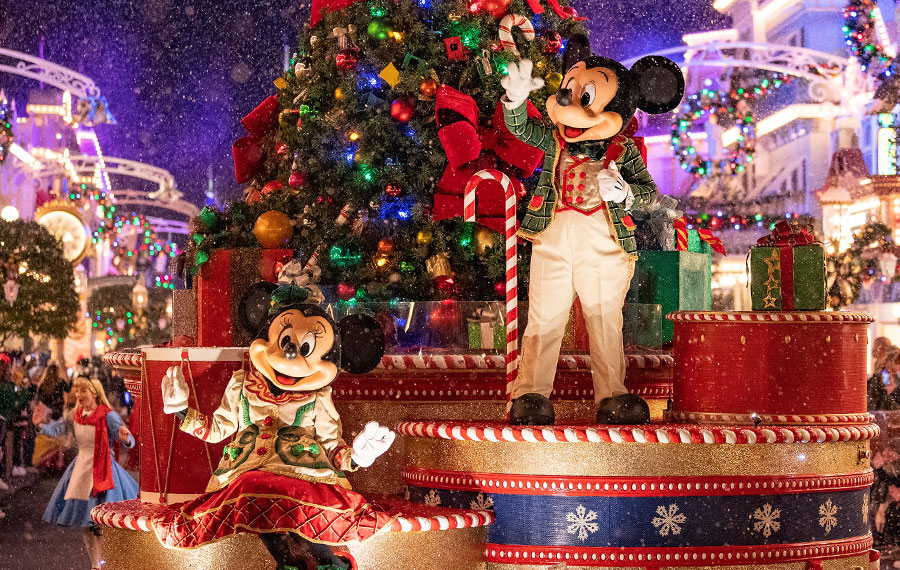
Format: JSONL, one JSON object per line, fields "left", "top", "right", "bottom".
{"left": 878, "top": 127, "right": 896, "bottom": 175}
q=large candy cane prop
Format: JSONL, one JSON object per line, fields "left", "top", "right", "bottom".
{"left": 498, "top": 14, "right": 535, "bottom": 57}
{"left": 463, "top": 169, "right": 518, "bottom": 410}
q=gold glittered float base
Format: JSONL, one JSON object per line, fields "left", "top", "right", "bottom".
{"left": 100, "top": 525, "right": 489, "bottom": 570}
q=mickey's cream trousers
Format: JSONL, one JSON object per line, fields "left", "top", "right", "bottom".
{"left": 512, "top": 209, "right": 634, "bottom": 403}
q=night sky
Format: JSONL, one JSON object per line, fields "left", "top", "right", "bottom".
{"left": 0, "top": 0, "right": 728, "bottom": 205}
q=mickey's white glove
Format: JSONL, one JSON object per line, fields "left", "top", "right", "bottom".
{"left": 597, "top": 161, "right": 631, "bottom": 204}
{"left": 351, "top": 421, "right": 395, "bottom": 468}
{"left": 161, "top": 365, "right": 189, "bottom": 415}
{"left": 501, "top": 60, "right": 545, "bottom": 109}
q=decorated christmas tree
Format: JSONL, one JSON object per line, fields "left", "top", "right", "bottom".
{"left": 188, "top": 0, "right": 588, "bottom": 301}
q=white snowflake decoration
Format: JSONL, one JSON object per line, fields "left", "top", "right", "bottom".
{"left": 424, "top": 489, "right": 442, "bottom": 507}
{"left": 819, "top": 498, "right": 838, "bottom": 534}
{"left": 565, "top": 504, "right": 599, "bottom": 542}
{"left": 652, "top": 504, "right": 687, "bottom": 537}
{"left": 470, "top": 492, "right": 494, "bottom": 510}
{"left": 751, "top": 503, "right": 781, "bottom": 538}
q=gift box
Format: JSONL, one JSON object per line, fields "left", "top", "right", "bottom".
{"left": 627, "top": 251, "right": 711, "bottom": 342}
{"left": 467, "top": 306, "right": 506, "bottom": 351}
{"left": 196, "top": 248, "right": 292, "bottom": 346}
{"left": 749, "top": 222, "right": 825, "bottom": 311}
{"left": 172, "top": 289, "right": 197, "bottom": 340}
{"left": 623, "top": 303, "right": 663, "bottom": 349}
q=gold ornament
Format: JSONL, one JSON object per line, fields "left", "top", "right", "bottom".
{"left": 474, "top": 226, "right": 497, "bottom": 256}
{"left": 334, "top": 87, "right": 345, "bottom": 100}
{"left": 416, "top": 229, "right": 433, "bottom": 245}
{"left": 426, "top": 252, "right": 451, "bottom": 279}
{"left": 545, "top": 72, "right": 563, "bottom": 93}
{"left": 253, "top": 211, "right": 294, "bottom": 248}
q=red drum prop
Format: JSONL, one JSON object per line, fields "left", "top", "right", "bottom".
{"left": 139, "top": 347, "right": 246, "bottom": 504}
{"left": 669, "top": 311, "right": 873, "bottom": 425}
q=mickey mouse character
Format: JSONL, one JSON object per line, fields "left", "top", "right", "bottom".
{"left": 153, "top": 280, "right": 394, "bottom": 570}
{"left": 501, "top": 35, "right": 684, "bottom": 426}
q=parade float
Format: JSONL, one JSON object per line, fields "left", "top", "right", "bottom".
{"left": 90, "top": 0, "right": 880, "bottom": 566}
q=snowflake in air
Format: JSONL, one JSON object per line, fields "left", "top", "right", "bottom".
{"left": 565, "top": 504, "right": 599, "bottom": 542}
{"left": 819, "top": 498, "right": 838, "bottom": 534}
{"left": 652, "top": 504, "right": 687, "bottom": 537}
{"left": 470, "top": 492, "right": 494, "bottom": 510}
{"left": 424, "top": 489, "right": 442, "bottom": 506}
{"left": 751, "top": 503, "right": 781, "bottom": 538}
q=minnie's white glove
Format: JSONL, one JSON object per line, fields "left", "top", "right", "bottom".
{"left": 596, "top": 161, "right": 632, "bottom": 204}
{"left": 501, "top": 60, "right": 545, "bottom": 109}
{"left": 161, "top": 365, "right": 190, "bottom": 414}
{"left": 351, "top": 421, "right": 395, "bottom": 468}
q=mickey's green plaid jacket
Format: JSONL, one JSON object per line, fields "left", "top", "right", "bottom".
{"left": 504, "top": 102, "right": 658, "bottom": 257}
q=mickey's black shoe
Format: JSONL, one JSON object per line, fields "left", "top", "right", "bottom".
{"left": 596, "top": 394, "right": 650, "bottom": 425}
{"left": 509, "top": 393, "right": 555, "bottom": 425}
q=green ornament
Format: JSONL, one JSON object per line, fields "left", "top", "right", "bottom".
{"left": 198, "top": 206, "right": 217, "bottom": 229}
{"left": 329, "top": 240, "right": 362, "bottom": 268}
{"left": 192, "top": 233, "right": 204, "bottom": 246}
{"left": 367, "top": 20, "right": 389, "bottom": 40}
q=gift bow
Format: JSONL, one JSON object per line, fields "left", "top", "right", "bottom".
{"left": 673, "top": 217, "right": 727, "bottom": 255}
{"left": 433, "top": 85, "right": 544, "bottom": 232}
{"left": 310, "top": 0, "right": 359, "bottom": 26}
{"left": 756, "top": 220, "right": 817, "bottom": 247}
{"left": 269, "top": 284, "right": 325, "bottom": 314}
{"left": 232, "top": 95, "right": 280, "bottom": 184}
{"left": 523, "top": 0, "right": 587, "bottom": 20}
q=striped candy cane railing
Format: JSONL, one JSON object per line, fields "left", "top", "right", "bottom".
{"left": 463, "top": 169, "right": 520, "bottom": 413}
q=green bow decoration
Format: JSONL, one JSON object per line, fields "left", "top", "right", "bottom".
{"left": 269, "top": 285, "right": 315, "bottom": 314}
{"left": 290, "top": 442, "right": 321, "bottom": 457}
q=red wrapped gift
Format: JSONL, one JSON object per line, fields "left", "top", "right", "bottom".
{"left": 196, "top": 248, "right": 291, "bottom": 347}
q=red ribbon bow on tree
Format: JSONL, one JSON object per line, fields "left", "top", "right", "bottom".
{"left": 433, "top": 85, "right": 544, "bottom": 233}
{"left": 756, "top": 220, "right": 817, "bottom": 247}
{"left": 524, "top": 0, "right": 587, "bottom": 20}
{"left": 673, "top": 217, "right": 727, "bottom": 255}
{"left": 232, "top": 95, "right": 280, "bottom": 184}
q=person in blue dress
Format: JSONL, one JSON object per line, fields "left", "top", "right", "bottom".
{"left": 39, "top": 376, "right": 138, "bottom": 570}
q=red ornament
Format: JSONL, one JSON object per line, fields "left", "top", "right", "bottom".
{"left": 542, "top": 30, "right": 562, "bottom": 54}
{"left": 494, "top": 280, "right": 506, "bottom": 298}
{"left": 481, "top": 0, "right": 510, "bottom": 18}
{"left": 378, "top": 237, "right": 395, "bottom": 255}
{"left": 275, "top": 141, "right": 290, "bottom": 156}
{"left": 419, "top": 78, "right": 439, "bottom": 98}
{"left": 390, "top": 98, "right": 416, "bottom": 123}
{"left": 261, "top": 180, "right": 283, "bottom": 196}
{"left": 428, "top": 300, "right": 462, "bottom": 341}
{"left": 435, "top": 275, "right": 457, "bottom": 297}
{"left": 385, "top": 182, "right": 403, "bottom": 197}
{"left": 288, "top": 171, "right": 307, "bottom": 188}
{"left": 337, "top": 282, "right": 357, "bottom": 301}
{"left": 336, "top": 48, "right": 361, "bottom": 72}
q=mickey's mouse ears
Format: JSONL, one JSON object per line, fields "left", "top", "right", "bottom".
{"left": 630, "top": 56, "right": 685, "bottom": 115}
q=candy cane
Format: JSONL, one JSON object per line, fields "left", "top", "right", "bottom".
{"left": 463, "top": 170, "right": 518, "bottom": 412}
{"left": 304, "top": 204, "right": 353, "bottom": 271}
{"left": 499, "top": 14, "right": 535, "bottom": 57}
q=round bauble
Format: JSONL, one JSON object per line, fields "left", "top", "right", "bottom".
{"left": 334, "top": 87, "right": 345, "bottom": 100}
{"left": 495, "top": 280, "right": 506, "bottom": 298}
{"left": 474, "top": 225, "right": 496, "bottom": 256}
{"left": 337, "top": 282, "right": 357, "bottom": 301}
{"left": 419, "top": 78, "right": 438, "bottom": 98}
{"left": 388, "top": 272, "right": 401, "bottom": 283}
{"left": 336, "top": 48, "right": 361, "bottom": 72}
{"left": 367, "top": 20, "right": 389, "bottom": 40}
{"left": 416, "top": 229, "right": 433, "bottom": 245}
{"left": 378, "top": 237, "right": 395, "bottom": 255}
{"left": 542, "top": 30, "right": 562, "bottom": 54}
{"left": 288, "top": 171, "right": 307, "bottom": 189}
{"left": 434, "top": 275, "right": 458, "bottom": 297}
{"left": 481, "top": 0, "right": 511, "bottom": 18}
{"left": 390, "top": 98, "right": 416, "bottom": 122}
{"left": 546, "top": 72, "right": 563, "bottom": 93}
{"left": 253, "top": 211, "right": 294, "bottom": 248}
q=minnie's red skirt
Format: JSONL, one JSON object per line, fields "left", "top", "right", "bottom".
{"left": 151, "top": 470, "right": 396, "bottom": 548}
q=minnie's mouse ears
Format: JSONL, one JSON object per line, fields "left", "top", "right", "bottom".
{"left": 238, "top": 282, "right": 278, "bottom": 335}
{"left": 338, "top": 314, "right": 385, "bottom": 374}
{"left": 630, "top": 56, "right": 685, "bottom": 115}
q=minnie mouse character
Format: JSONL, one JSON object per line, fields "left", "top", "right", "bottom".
{"left": 501, "top": 35, "right": 684, "bottom": 426}
{"left": 154, "top": 275, "right": 394, "bottom": 570}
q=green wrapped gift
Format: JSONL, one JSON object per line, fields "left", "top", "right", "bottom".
{"left": 749, "top": 222, "right": 825, "bottom": 311}
{"left": 467, "top": 315, "right": 506, "bottom": 351}
{"left": 627, "top": 251, "right": 711, "bottom": 342}
{"left": 622, "top": 303, "right": 663, "bottom": 349}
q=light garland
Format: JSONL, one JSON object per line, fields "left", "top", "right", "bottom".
{"left": 843, "top": 0, "right": 896, "bottom": 76}
{"left": 91, "top": 213, "right": 180, "bottom": 259}
{"left": 684, "top": 211, "right": 812, "bottom": 232}
{"left": 0, "top": 97, "right": 13, "bottom": 166}
{"left": 671, "top": 73, "right": 790, "bottom": 178}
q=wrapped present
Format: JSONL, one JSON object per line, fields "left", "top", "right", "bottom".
{"left": 196, "top": 248, "right": 292, "bottom": 346}
{"left": 622, "top": 303, "right": 662, "bottom": 349}
{"left": 749, "top": 221, "right": 825, "bottom": 311}
{"left": 467, "top": 305, "right": 506, "bottom": 351}
{"left": 172, "top": 289, "right": 197, "bottom": 339}
{"left": 627, "top": 251, "right": 711, "bottom": 342}
{"left": 674, "top": 218, "right": 726, "bottom": 256}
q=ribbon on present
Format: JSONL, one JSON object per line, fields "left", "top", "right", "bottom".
{"left": 232, "top": 95, "right": 279, "bottom": 183}
{"left": 756, "top": 220, "right": 817, "bottom": 247}
{"left": 523, "top": 0, "right": 587, "bottom": 20}
{"left": 433, "top": 85, "right": 544, "bottom": 232}
{"left": 673, "top": 218, "right": 726, "bottom": 255}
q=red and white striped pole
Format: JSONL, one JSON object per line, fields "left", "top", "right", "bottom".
{"left": 463, "top": 170, "right": 518, "bottom": 411}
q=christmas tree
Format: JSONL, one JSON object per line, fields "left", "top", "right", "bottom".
{"left": 188, "top": 0, "right": 587, "bottom": 302}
